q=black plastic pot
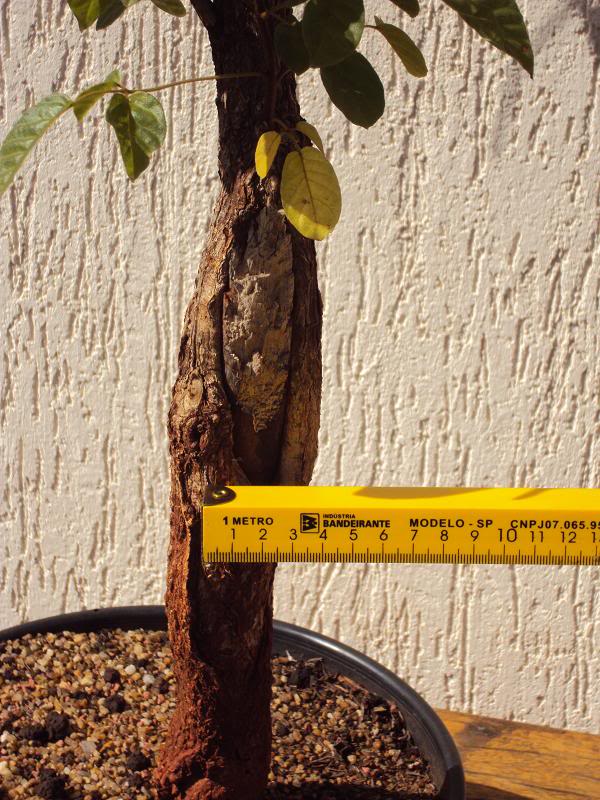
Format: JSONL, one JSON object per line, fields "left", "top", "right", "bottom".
{"left": 0, "top": 607, "right": 465, "bottom": 799}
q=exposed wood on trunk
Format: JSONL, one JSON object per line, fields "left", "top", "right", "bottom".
{"left": 223, "top": 205, "right": 294, "bottom": 435}
{"left": 155, "top": 3, "right": 322, "bottom": 798}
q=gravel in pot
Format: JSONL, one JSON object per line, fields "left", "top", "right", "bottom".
{"left": 0, "top": 611, "right": 464, "bottom": 799}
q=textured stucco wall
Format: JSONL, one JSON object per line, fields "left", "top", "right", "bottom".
{"left": 1, "top": 1, "right": 599, "bottom": 733}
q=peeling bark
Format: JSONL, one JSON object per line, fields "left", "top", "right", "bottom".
{"left": 155, "top": 3, "right": 322, "bottom": 798}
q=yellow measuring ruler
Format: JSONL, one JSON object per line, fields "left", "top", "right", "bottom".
{"left": 202, "top": 486, "right": 600, "bottom": 565}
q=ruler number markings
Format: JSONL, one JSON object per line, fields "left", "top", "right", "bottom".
{"left": 205, "top": 489, "right": 600, "bottom": 565}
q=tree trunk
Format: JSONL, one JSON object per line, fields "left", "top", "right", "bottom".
{"left": 155, "top": 4, "right": 322, "bottom": 798}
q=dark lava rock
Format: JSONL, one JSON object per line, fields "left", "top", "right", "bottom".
{"left": 45, "top": 711, "right": 71, "bottom": 742}
{"left": 332, "top": 732, "right": 356, "bottom": 759}
{"left": 125, "top": 750, "right": 151, "bottom": 771}
{"left": 17, "top": 723, "right": 49, "bottom": 744}
{"left": 307, "top": 657, "right": 325, "bottom": 675}
{"left": 34, "top": 768, "right": 70, "bottom": 799}
{"left": 154, "top": 677, "right": 170, "bottom": 695}
{"left": 103, "top": 667, "right": 121, "bottom": 685}
{"left": 273, "top": 721, "right": 290, "bottom": 737}
{"left": 90, "top": 631, "right": 115, "bottom": 654}
{"left": 364, "top": 694, "right": 386, "bottom": 710}
{"left": 288, "top": 663, "right": 313, "bottom": 690}
{"left": 372, "top": 705, "right": 392, "bottom": 723}
{"left": 0, "top": 713, "right": 19, "bottom": 733}
{"left": 20, "top": 762, "right": 35, "bottom": 780}
{"left": 104, "top": 693, "right": 127, "bottom": 713}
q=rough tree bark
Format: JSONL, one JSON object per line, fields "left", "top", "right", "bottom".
{"left": 155, "top": 3, "right": 322, "bottom": 798}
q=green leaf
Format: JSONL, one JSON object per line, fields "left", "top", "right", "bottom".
{"left": 129, "top": 91, "right": 167, "bottom": 155}
{"left": 97, "top": 0, "right": 126, "bottom": 28}
{"left": 281, "top": 146, "right": 341, "bottom": 240}
{"left": 106, "top": 91, "right": 166, "bottom": 180}
{"left": 373, "top": 17, "right": 427, "bottom": 78}
{"left": 388, "top": 0, "right": 419, "bottom": 18}
{"left": 67, "top": 0, "right": 156, "bottom": 30}
{"left": 151, "top": 0, "right": 187, "bottom": 16}
{"left": 302, "top": 0, "right": 365, "bottom": 67}
{"left": 73, "top": 70, "right": 122, "bottom": 122}
{"left": 442, "top": 0, "right": 533, "bottom": 76}
{"left": 321, "top": 52, "right": 384, "bottom": 129}
{"left": 96, "top": 0, "right": 141, "bottom": 29}
{"left": 67, "top": 0, "right": 101, "bottom": 29}
{"left": 275, "top": 20, "right": 310, "bottom": 75}
{"left": 106, "top": 95, "right": 148, "bottom": 179}
{"left": 0, "top": 94, "right": 73, "bottom": 197}
{"left": 295, "top": 121, "right": 324, "bottom": 153}
{"left": 255, "top": 131, "right": 282, "bottom": 178}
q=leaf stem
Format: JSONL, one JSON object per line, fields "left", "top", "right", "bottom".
{"left": 272, "top": 116, "right": 290, "bottom": 131}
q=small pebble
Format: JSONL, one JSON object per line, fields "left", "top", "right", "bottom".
{"left": 45, "top": 711, "right": 72, "bottom": 742}
{"left": 104, "top": 694, "right": 127, "bottom": 714}
{"left": 17, "top": 723, "right": 49, "bottom": 744}
{"left": 103, "top": 666, "right": 121, "bottom": 684}
{"left": 274, "top": 722, "right": 290, "bottom": 737}
{"left": 80, "top": 740, "right": 97, "bottom": 757}
{"left": 125, "top": 750, "right": 151, "bottom": 771}
{"left": 35, "top": 767, "right": 70, "bottom": 800}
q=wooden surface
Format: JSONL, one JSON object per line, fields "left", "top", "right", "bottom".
{"left": 437, "top": 710, "right": 600, "bottom": 800}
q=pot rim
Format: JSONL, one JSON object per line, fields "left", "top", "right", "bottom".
{"left": 0, "top": 605, "right": 465, "bottom": 800}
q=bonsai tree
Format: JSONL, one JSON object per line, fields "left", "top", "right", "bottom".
{"left": 0, "top": 1, "right": 533, "bottom": 798}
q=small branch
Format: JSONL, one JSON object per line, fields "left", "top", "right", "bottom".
{"left": 260, "top": 0, "right": 295, "bottom": 17}
{"left": 190, "top": 0, "right": 216, "bottom": 28}
{"left": 262, "top": 9, "right": 289, "bottom": 24}
{"left": 115, "top": 72, "right": 263, "bottom": 95}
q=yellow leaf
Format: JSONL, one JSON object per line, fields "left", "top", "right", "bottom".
{"left": 281, "top": 147, "right": 341, "bottom": 241}
{"left": 255, "top": 131, "right": 282, "bottom": 178}
{"left": 295, "top": 121, "right": 324, "bottom": 153}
